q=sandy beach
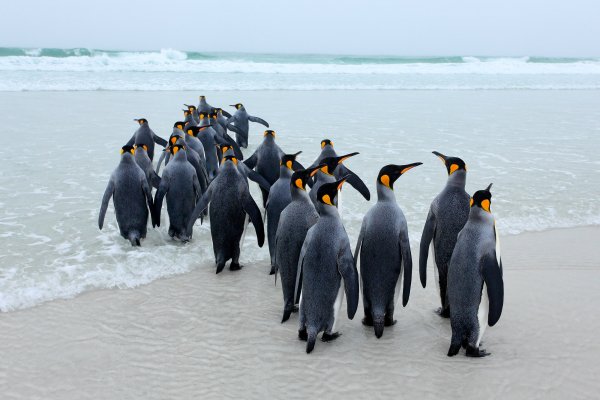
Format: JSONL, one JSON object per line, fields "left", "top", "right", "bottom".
{"left": 1, "top": 226, "right": 599, "bottom": 399}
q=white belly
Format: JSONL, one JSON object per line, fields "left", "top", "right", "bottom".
{"left": 331, "top": 285, "right": 345, "bottom": 332}
{"left": 477, "top": 284, "right": 489, "bottom": 347}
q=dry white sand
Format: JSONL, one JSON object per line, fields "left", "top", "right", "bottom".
{"left": 1, "top": 226, "right": 599, "bottom": 399}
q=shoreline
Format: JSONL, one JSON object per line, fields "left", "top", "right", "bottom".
{"left": 1, "top": 226, "right": 599, "bottom": 399}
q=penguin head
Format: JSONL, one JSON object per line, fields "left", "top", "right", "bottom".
{"left": 219, "top": 143, "right": 232, "bottom": 155}
{"left": 264, "top": 130, "right": 276, "bottom": 138}
{"left": 377, "top": 162, "right": 423, "bottom": 190}
{"left": 222, "top": 155, "right": 239, "bottom": 166}
{"left": 321, "top": 139, "right": 334, "bottom": 149}
{"left": 133, "top": 143, "right": 149, "bottom": 153}
{"left": 199, "top": 95, "right": 206, "bottom": 101}
{"left": 120, "top": 145, "right": 135, "bottom": 156}
{"left": 210, "top": 110, "right": 219, "bottom": 121}
{"left": 230, "top": 103, "right": 244, "bottom": 110}
{"left": 168, "top": 134, "right": 181, "bottom": 146}
{"left": 471, "top": 183, "right": 493, "bottom": 213}
{"left": 182, "top": 109, "right": 190, "bottom": 117}
{"left": 134, "top": 118, "right": 148, "bottom": 125}
{"left": 432, "top": 151, "right": 467, "bottom": 175}
{"left": 186, "top": 126, "right": 201, "bottom": 137}
{"left": 184, "top": 104, "right": 197, "bottom": 112}
{"left": 173, "top": 121, "right": 185, "bottom": 130}
{"left": 320, "top": 152, "right": 359, "bottom": 175}
{"left": 291, "top": 164, "right": 323, "bottom": 191}
{"left": 214, "top": 107, "right": 223, "bottom": 115}
{"left": 280, "top": 151, "right": 302, "bottom": 170}
{"left": 169, "top": 144, "right": 185, "bottom": 155}
{"left": 316, "top": 175, "right": 350, "bottom": 206}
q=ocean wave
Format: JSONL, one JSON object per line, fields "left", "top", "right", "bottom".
{"left": 1, "top": 47, "right": 600, "bottom": 75}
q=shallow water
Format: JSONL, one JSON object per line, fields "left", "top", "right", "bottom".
{"left": 0, "top": 90, "right": 599, "bottom": 311}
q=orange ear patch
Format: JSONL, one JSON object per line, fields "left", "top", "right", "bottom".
{"left": 322, "top": 194, "right": 333, "bottom": 205}
{"left": 481, "top": 199, "right": 491, "bottom": 212}
{"left": 295, "top": 178, "right": 304, "bottom": 189}
{"left": 449, "top": 164, "right": 459, "bottom": 174}
{"left": 380, "top": 174, "right": 390, "bottom": 188}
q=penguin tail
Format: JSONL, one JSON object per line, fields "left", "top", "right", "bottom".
{"left": 373, "top": 314, "right": 385, "bottom": 339}
{"left": 128, "top": 232, "right": 141, "bottom": 247}
{"left": 306, "top": 327, "right": 318, "bottom": 354}
{"left": 281, "top": 309, "right": 292, "bottom": 323}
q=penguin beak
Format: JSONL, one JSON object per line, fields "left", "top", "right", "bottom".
{"left": 398, "top": 162, "right": 423, "bottom": 175}
{"left": 293, "top": 151, "right": 302, "bottom": 158}
{"left": 336, "top": 152, "right": 359, "bottom": 165}
{"left": 432, "top": 151, "right": 448, "bottom": 164}
{"left": 486, "top": 183, "right": 493, "bottom": 192}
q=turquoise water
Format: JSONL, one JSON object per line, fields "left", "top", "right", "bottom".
{"left": 1, "top": 47, "right": 600, "bottom": 90}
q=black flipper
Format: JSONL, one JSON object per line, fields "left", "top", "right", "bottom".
{"left": 246, "top": 168, "right": 271, "bottom": 192}
{"left": 419, "top": 209, "right": 436, "bottom": 288}
{"left": 335, "top": 165, "right": 370, "bottom": 201}
{"left": 227, "top": 123, "right": 244, "bottom": 136}
{"left": 98, "top": 180, "right": 114, "bottom": 230}
{"left": 482, "top": 252, "right": 504, "bottom": 326}
{"left": 399, "top": 227, "right": 413, "bottom": 307}
{"left": 242, "top": 194, "right": 265, "bottom": 247}
{"left": 186, "top": 185, "right": 214, "bottom": 234}
{"left": 141, "top": 179, "right": 156, "bottom": 228}
{"left": 223, "top": 131, "right": 244, "bottom": 160}
{"left": 153, "top": 133, "right": 168, "bottom": 147}
{"left": 152, "top": 174, "right": 170, "bottom": 228}
{"left": 150, "top": 170, "right": 161, "bottom": 189}
{"left": 338, "top": 242, "right": 359, "bottom": 319}
{"left": 244, "top": 152, "right": 258, "bottom": 170}
{"left": 221, "top": 110, "right": 232, "bottom": 118}
{"left": 248, "top": 115, "right": 269, "bottom": 127}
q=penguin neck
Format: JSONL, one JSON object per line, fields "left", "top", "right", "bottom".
{"left": 317, "top": 202, "right": 340, "bottom": 218}
{"left": 315, "top": 170, "right": 334, "bottom": 182}
{"left": 446, "top": 170, "right": 466, "bottom": 189}
{"left": 263, "top": 135, "right": 275, "bottom": 145}
{"left": 376, "top": 183, "right": 397, "bottom": 203}
{"left": 468, "top": 207, "right": 495, "bottom": 226}
{"left": 120, "top": 154, "right": 135, "bottom": 165}
{"left": 279, "top": 166, "right": 293, "bottom": 179}
{"left": 291, "top": 186, "right": 311, "bottom": 202}
{"left": 172, "top": 151, "right": 187, "bottom": 162}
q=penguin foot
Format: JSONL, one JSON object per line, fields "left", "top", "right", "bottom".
{"left": 229, "top": 262, "right": 243, "bottom": 271}
{"left": 466, "top": 346, "right": 490, "bottom": 358}
{"left": 269, "top": 265, "right": 276, "bottom": 275}
{"left": 384, "top": 316, "right": 397, "bottom": 326}
{"left": 216, "top": 263, "right": 226, "bottom": 274}
{"left": 298, "top": 328, "right": 308, "bottom": 341}
{"left": 362, "top": 315, "right": 374, "bottom": 326}
{"left": 435, "top": 307, "right": 450, "bottom": 318}
{"left": 447, "top": 344, "right": 461, "bottom": 357}
{"left": 281, "top": 306, "right": 299, "bottom": 323}
{"left": 321, "top": 332, "right": 342, "bottom": 342}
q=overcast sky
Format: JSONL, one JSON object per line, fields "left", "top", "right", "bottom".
{"left": 1, "top": 0, "right": 599, "bottom": 56}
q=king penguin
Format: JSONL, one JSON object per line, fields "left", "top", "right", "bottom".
{"left": 308, "top": 139, "right": 371, "bottom": 201}
{"left": 153, "top": 144, "right": 201, "bottom": 241}
{"left": 273, "top": 165, "right": 323, "bottom": 323}
{"left": 125, "top": 118, "right": 168, "bottom": 161}
{"left": 98, "top": 145, "right": 156, "bottom": 246}
{"left": 447, "top": 184, "right": 504, "bottom": 357}
{"left": 133, "top": 143, "right": 161, "bottom": 189}
{"left": 156, "top": 121, "right": 187, "bottom": 174}
{"left": 244, "top": 130, "right": 289, "bottom": 206}
{"left": 226, "top": 103, "right": 269, "bottom": 148}
{"left": 309, "top": 152, "right": 358, "bottom": 208}
{"left": 419, "top": 151, "right": 470, "bottom": 317}
{"left": 354, "top": 162, "right": 422, "bottom": 338}
{"left": 297, "top": 178, "right": 359, "bottom": 353}
{"left": 265, "top": 152, "right": 303, "bottom": 275}
{"left": 184, "top": 104, "right": 200, "bottom": 124}
{"left": 186, "top": 155, "right": 265, "bottom": 273}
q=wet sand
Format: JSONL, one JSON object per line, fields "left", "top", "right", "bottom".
{"left": 1, "top": 226, "right": 599, "bottom": 399}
